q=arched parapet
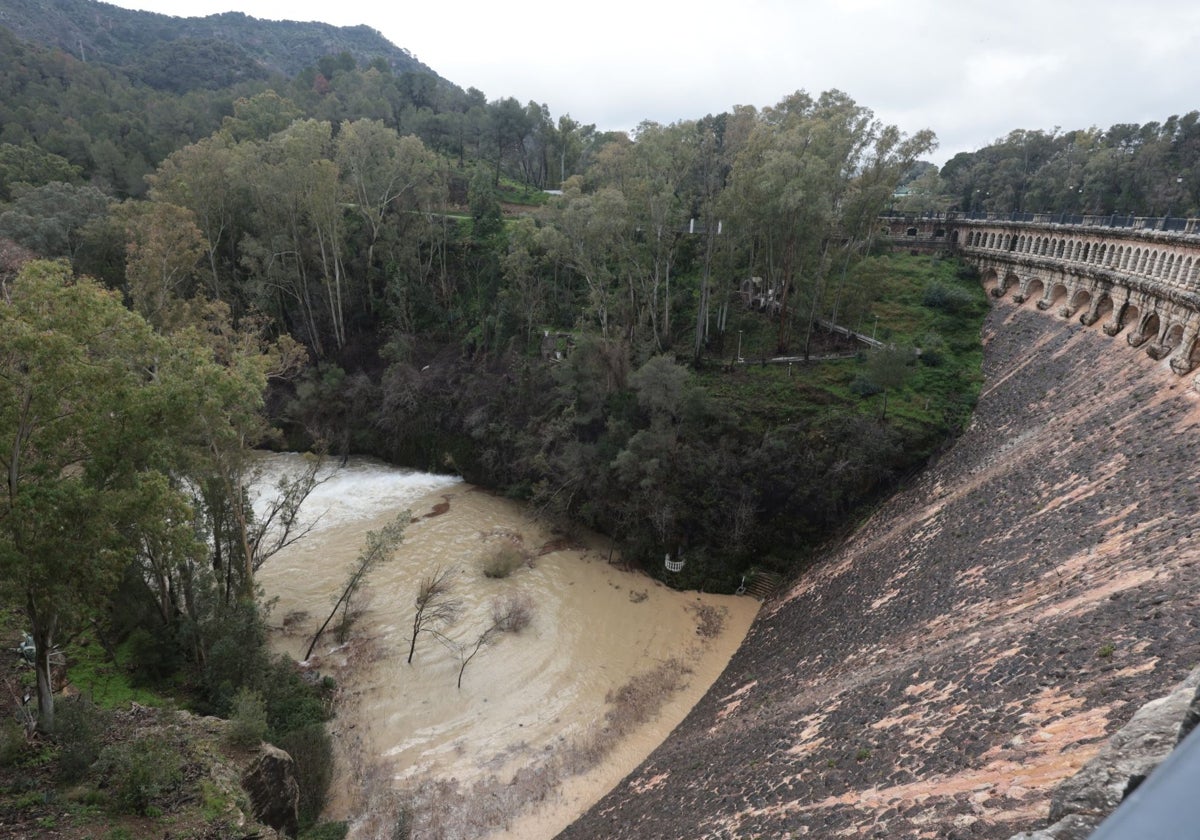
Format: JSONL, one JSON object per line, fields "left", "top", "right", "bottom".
{"left": 1127, "top": 311, "right": 1163, "bottom": 349}
{"left": 1171, "top": 325, "right": 1200, "bottom": 375}
{"left": 1036, "top": 281, "right": 1068, "bottom": 311}
{"left": 1082, "top": 292, "right": 1114, "bottom": 327}
{"left": 1016, "top": 277, "right": 1045, "bottom": 306}
{"left": 1061, "top": 286, "right": 1092, "bottom": 320}
{"left": 1102, "top": 290, "right": 1133, "bottom": 336}
{"left": 947, "top": 217, "right": 1200, "bottom": 378}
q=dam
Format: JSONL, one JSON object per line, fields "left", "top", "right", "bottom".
{"left": 560, "top": 219, "right": 1200, "bottom": 838}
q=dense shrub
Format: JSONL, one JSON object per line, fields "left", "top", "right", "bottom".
{"left": 96, "top": 736, "right": 183, "bottom": 815}
{"left": 227, "top": 687, "right": 268, "bottom": 749}
{"left": 276, "top": 723, "right": 333, "bottom": 828}
{"left": 0, "top": 716, "right": 25, "bottom": 767}
{"left": 54, "top": 696, "right": 110, "bottom": 782}
{"left": 262, "top": 655, "right": 327, "bottom": 741}
{"left": 922, "top": 281, "right": 980, "bottom": 314}
{"left": 125, "top": 626, "right": 182, "bottom": 686}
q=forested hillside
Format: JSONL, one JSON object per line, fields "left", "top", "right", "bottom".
{"left": 898, "top": 116, "right": 1200, "bottom": 216}
{"left": 0, "top": 0, "right": 433, "bottom": 87}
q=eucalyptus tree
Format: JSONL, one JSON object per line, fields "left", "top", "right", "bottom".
{"left": 541, "top": 185, "right": 633, "bottom": 339}
{"left": 0, "top": 182, "right": 111, "bottom": 263}
{"left": 606, "top": 120, "right": 699, "bottom": 353}
{"left": 824, "top": 123, "right": 936, "bottom": 339}
{"left": 0, "top": 261, "right": 204, "bottom": 731}
{"left": 722, "top": 90, "right": 932, "bottom": 354}
{"left": 148, "top": 134, "right": 245, "bottom": 304}
{"left": 334, "top": 120, "right": 444, "bottom": 312}
{"left": 238, "top": 119, "right": 347, "bottom": 356}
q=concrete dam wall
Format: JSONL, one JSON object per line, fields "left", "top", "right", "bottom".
{"left": 560, "top": 293, "right": 1200, "bottom": 839}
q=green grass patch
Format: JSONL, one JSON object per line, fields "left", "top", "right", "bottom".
{"left": 64, "top": 638, "right": 169, "bottom": 710}
{"left": 699, "top": 253, "right": 987, "bottom": 456}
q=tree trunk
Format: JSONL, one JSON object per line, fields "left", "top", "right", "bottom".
{"left": 27, "top": 595, "right": 57, "bottom": 733}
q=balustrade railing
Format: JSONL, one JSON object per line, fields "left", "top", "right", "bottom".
{"left": 880, "top": 211, "right": 1200, "bottom": 236}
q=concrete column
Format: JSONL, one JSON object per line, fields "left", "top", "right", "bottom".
{"left": 1103, "top": 296, "right": 1129, "bottom": 337}
{"left": 1169, "top": 325, "right": 1199, "bottom": 375}
{"left": 1080, "top": 293, "right": 1104, "bottom": 327}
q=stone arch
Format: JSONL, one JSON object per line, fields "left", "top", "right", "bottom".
{"left": 1107, "top": 301, "right": 1137, "bottom": 337}
{"left": 1056, "top": 239, "right": 1066, "bottom": 258}
{"left": 1164, "top": 322, "right": 1185, "bottom": 352}
{"left": 1063, "top": 287, "right": 1092, "bottom": 319}
{"left": 1182, "top": 333, "right": 1200, "bottom": 374}
{"left": 1081, "top": 242, "right": 1091, "bottom": 262}
{"left": 1130, "top": 311, "right": 1161, "bottom": 348}
{"left": 906, "top": 227, "right": 918, "bottom": 237}
{"left": 1137, "top": 249, "right": 1150, "bottom": 274}
{"left": 1038, "top": 281, "right": 1069, "bottom": 311}
{"left": 981, "top": 267, "right": 1001, "bottom": 295}
{"left": 1085, "top": 292, "right": 1115, "bottom": 328}
{"left": 1148, "top": 321, "right": 1185, "bottom": 361}
{"left": 1019, "top": 277, "right": 1045, "bottom": 304}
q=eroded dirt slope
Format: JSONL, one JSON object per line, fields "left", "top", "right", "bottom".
{"left": 560, "top": 298, "right": 1200, "bottom": 839}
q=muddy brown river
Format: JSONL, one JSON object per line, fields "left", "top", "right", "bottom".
{"left": 253, "top": 454, "right": 758, "bottom": 839}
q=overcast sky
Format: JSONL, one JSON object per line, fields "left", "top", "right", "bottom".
{"left": 106, "top": 0, "right": 1200, "bottom": 166}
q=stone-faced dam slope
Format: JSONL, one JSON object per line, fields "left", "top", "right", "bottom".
{"left": 560, "top": 295, "right": 1200, "bottom": 839}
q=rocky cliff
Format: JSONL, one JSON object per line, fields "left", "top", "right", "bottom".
{"left": 560, "top": 296, "right": 1200, "bottom": 838}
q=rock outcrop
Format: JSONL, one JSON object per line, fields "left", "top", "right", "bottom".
{"left": 561, "top": 298, "right": 1200, "bottom": 838}
{"left": 241, "top": 744, "right": 301, "bottom": 838}
{"left": 1008, "top": 667, "right": 1200, "bottom": 839}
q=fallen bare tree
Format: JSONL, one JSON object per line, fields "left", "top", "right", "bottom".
{"left": 408, "top": 566, "right": 461, "bottom": 664}
{"left": 304, "top": 511, "right": 409, "bottom": 660}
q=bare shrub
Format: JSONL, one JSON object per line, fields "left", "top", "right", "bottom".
{"left": 480, "top": 543, "right": 528, "bottom": 579}
{"left": 604, "top": 657, "right": 691, "bottom": 738}
{"left": 440, "top": 594, "right": 537, "bottom": 689}
{"left": 491, "top": 593, "right": 534, "bottom": 633}
{"left": 281, "top": 610, "right": 310, "bottom": 635}
{"left": 690, "top": 603, "right": 728, "bottom": 639}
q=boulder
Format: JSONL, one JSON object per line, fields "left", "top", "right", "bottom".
{"left": 240, "top": 744, "right": 300, "bottom": 838}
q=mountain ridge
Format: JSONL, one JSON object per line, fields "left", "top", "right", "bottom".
{"left": 0, "top": 0, "right": 439, "bottom": 91}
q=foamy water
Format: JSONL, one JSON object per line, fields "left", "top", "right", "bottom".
{"left": 250, "top": 452, "right": 462, "bottom": 534}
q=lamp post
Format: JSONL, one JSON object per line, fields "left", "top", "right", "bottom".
{"left": 736, "top": 330, "right": 743, "bottom": 363}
